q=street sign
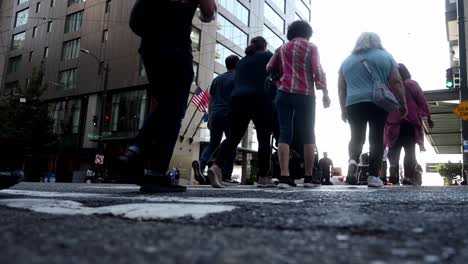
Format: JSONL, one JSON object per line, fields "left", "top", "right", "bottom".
{"left": 453, "top": 101, "right": 468, "bottom": 120}
{"left": 95, "top": 155, "right": 105, "bottom": 165}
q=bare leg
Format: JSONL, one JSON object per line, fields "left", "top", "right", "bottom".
{"left": 304, "top": 144, "right": 315, "bottom": 176}
{"left": 278, "top": 143, "right": 290, "bottom": 176}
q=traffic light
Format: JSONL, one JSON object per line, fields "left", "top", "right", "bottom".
{"left": 446, "top": 68, "right": 454, "bottom": 89}
{"left": 92, "top": 115, "right": 98, "bottom": 127}
{"left": 104, "top": 114, "right": 111, "bottom": 129}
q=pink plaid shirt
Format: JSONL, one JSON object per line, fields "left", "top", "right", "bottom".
{"left": 267, "top": 38, "right": 326, "bottom": 96}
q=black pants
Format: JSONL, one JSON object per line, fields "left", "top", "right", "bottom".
{"left": 388, "top": 123, "right": 416, "bottom": 180}
{"left": 347, "top": 102, "right": 388, "bottom": 176}
{"left": 214, "top": 96, "right": 274, "bottom": 179}
{"left": 135, "top": 47, "right": 194, "bottom": 173}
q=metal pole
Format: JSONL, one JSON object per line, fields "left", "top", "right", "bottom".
{"left": 98, "top": 64, "right": 110, "bottom": 154}
{"left": 458, "top": 0, "right": 468, "bottom": 183}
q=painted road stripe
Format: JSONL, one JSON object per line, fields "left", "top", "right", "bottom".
{"left": 0, "top": 198, "right": 236, "bottom": 220}
{"left": 0, "top": 190, "right": 303, "bottom": 204}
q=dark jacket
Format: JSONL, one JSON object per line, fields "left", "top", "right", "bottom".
{"left": 232, "top": 51, "right": 273, "bottom": 97}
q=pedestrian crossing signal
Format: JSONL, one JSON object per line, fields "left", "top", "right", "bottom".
{"left": 446, "top": 68, "right": 454, "bottom": 89}
{"left": 92, "top": 115, "right": 98, "bottom": 127}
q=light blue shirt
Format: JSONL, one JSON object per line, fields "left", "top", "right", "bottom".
{"left": 340, "top": 48, "right": 398, "bottom": 107}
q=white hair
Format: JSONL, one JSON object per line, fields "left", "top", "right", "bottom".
{"left": 352, "top": 32, "right": 384, "bottom": 53}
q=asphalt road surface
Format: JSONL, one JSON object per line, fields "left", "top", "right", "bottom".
{"left": 1, "top": 182, "right": 468, "bottom": 264}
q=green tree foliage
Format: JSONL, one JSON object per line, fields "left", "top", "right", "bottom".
{"left": 0, "top": 65, "right": 56, "bottom": 171}
{"left": 436, "top": 162, "right": 462, "bottom": 186}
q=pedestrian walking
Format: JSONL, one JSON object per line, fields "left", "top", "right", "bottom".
{"left": 192, "top": 55, "right": 240, "bottom": 185}
{"left": 120, "top": 0, "right": 217, "bottom": 193}
{"left": 338, "top": 32, "right": 407, "bottom": 188}
{"left": 208, "top": 37, "right": 275, "bottom": 188}
{"left": 385, "top": 63, "right": 433, "bottom": 185}
{"left": 319, "top": 152, "right": 334, "bottom": 185}
{"left": 267, "top": 20, "right": 330, "bottom": 189}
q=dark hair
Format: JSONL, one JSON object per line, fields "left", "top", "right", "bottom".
{"left": 287, "top": 20, "right": 313, "bottom": 41}
{"left": 245, "top": 36, "right": 267, "bottom": 55}
{"left": 398, "top": 63, "right": 411, "bottom": 80}
{"left": 225, "top": 55, "right": 240, "bottom": 70}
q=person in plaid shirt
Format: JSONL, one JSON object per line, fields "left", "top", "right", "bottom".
{"left": 267, "top": 20, "right": 330, "bottom": 189}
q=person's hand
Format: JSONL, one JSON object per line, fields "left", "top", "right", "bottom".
{"left": 427, "top": 117, "right": 434, "bottom": 129}
{"left": 323, "top": 94, "right": 331, "bottom": 108}
{"left": 341, "top": 109, "right": 348, "bottom": 123}
{"left": 400, "top": 104, "right": 408, "bottom": 119}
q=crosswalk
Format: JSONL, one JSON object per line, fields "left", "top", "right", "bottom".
{"left": 0, "top": 184, "right": 376, "bottom": 221}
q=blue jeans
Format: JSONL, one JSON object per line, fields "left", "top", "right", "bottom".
{"left": 134, "top": 47, "right": 194, "bottom": 173}
{"left": 275, "top": 90, "right": 316, "bottom": 145}
{"left": 199, "top": 111, "right": 232, "bottom": 178}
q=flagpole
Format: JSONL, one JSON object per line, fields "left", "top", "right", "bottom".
{"left": 180, "top": 108, "right": 198, "bottom": 142}
{"left": 180, "top": 86, "right": 209, "bottom": 142}
{"left": 189, "top": 112, "right": 207, "bottom": 144}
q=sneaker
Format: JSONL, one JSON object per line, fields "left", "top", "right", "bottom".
{"left": 257, "top": 176, "right": 276, "bottom": 188}
{"left": 277, "top": 176, "right": 297, "bottom": 189}
{"left": 367, "top": 176, "right": 384, "bottom": 188}
{"left": 402, "top": 178, "right": 416, "bottom": 185}
{"left": 119, "top": 145, "right": 141, "bottom": 163}
{"left": 207, "top": 164, "right": 224, "bottom": 188}
{"left": 0, "top": 170, "right": 24, "bottom": 190}
{"left": 345, "top": 160, "right": 358, "bottom": 185}
{"left": 222, "top": 178, "right": 239, "bottom": 186}
{"left": 303, "top": 175, "right": 321, "bottom": 188}
{"left": 192, "top": 160, "right": 208, "bottom": 185}
{"left": 138, "top": 171, "right": 186, "bottom": 193}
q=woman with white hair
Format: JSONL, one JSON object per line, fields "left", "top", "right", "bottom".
{"left": 338, "top": 32, "right": 407, "bottom": 187}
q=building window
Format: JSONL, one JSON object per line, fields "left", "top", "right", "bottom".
{"left": 43, "top": 47, "right": 49, "bottom": 59}
{"left": 4, "top": 82, "right": 19, "bottom": 96}
{"left": 47, "top": 21, "right": 52, "bottom": 32}
{"left": 59, "top": 68, "right": 79, "bottom": 90}
{"left": 15, "top": 9, "right": 29, "bottom": 27}
{"left": 25, "top": 78, "right": 30, "bottom": 89}
{"left": 215, "top": 42, "right": 238, "bottom": 65}
{"left": 32, "top": 26, "right": 37, "bottom": 37}
{"left": 219, "top": 0, "right": 249, "bottom": 26}
{"left": 67, "top": 0, "right": 85, "bottom": 6}
{"left": 191, "top": 27, "right": 201, "bottom": 52}
{"left": 17, "top": 0, "right": 28, "bottom": 5}
{"left": 139, "top": 59, "right": 146, "bottom": 77}
{"left": 193, "top": 62, "right": 199, "bottom": 85}
{"left": 49, "top": 99, "right": 82, "bottom": 135}
{"left": 110, "top": 90, "right": 148, "bottom": 134}
{"left": 102, "top": 30, "right": 108, "bottom": 42}
{"left": 296, "top": 0, "right": 310, "bottom": 22}
{"left": 263, "top": 24, "right": 284, "bottom": 51}
{"left": 264, "top": 2, "right": 284, "bottom": 33}
{"left": 270, "top": 0, "right": 285, "bottom": 13}
{"left": 11, "top": 32, "right": 26, "bottom": 50}
{"left": 50, "top": 0, "right": 54, "bottom": 7}
{"left": 64, "top": 11, "right": 83, "bottom": 33}
{"left": 217, "top": 15, "right": 248, "bottom": 49}
{"left": 105, "top": 0, "right": 111, "bottom": 13}
{"left": 62, "top": 38, "right": 80, "bottom": 60}
{"left": 7, "top": 56, "right": 22, "bottom": 74}
{"left": 29, "top": 51, "right": 33, "bottom": 62}
{"left": 36, "top": 2, "right": 41, "bottom": 13}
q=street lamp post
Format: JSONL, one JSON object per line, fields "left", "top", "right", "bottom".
{"left": 80, "top": 48, "right": 110, "bottom": 155}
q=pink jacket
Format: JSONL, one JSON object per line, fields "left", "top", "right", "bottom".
{"left": 384, "top": 79, "right": 430, "bottom": 148}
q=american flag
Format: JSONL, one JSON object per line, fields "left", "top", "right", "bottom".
{"left": 192, "top": 86, "right": 210, "bottom": 112}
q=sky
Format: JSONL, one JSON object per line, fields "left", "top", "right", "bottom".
{"left": 309, "top": 0, "right": 460, "bottom": 185}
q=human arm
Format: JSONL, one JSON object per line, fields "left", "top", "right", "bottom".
{"left": 266, "top": 48, "right": 282, "bottom": 76}
{"left": 338, "top": 70, "right": 347, "bottom": 122}
{"left": 310, "top": 46, "right": 330, "bottom": 108}
{"left": 389, "top": 68, "right": 408, "bottom": 117}
{"left": 199, "top": 0, "right": 217, "bottom": 22}
{"left": 411, "top": 81, "right": 433, "bottom": 128}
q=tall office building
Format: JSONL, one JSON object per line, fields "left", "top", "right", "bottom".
{"left": 0, "top": 0, "right": 312, "bottom": 182}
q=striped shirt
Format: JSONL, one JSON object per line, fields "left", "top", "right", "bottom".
{"left": 267, "top": 37, "right": 326, "bottom": 96}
